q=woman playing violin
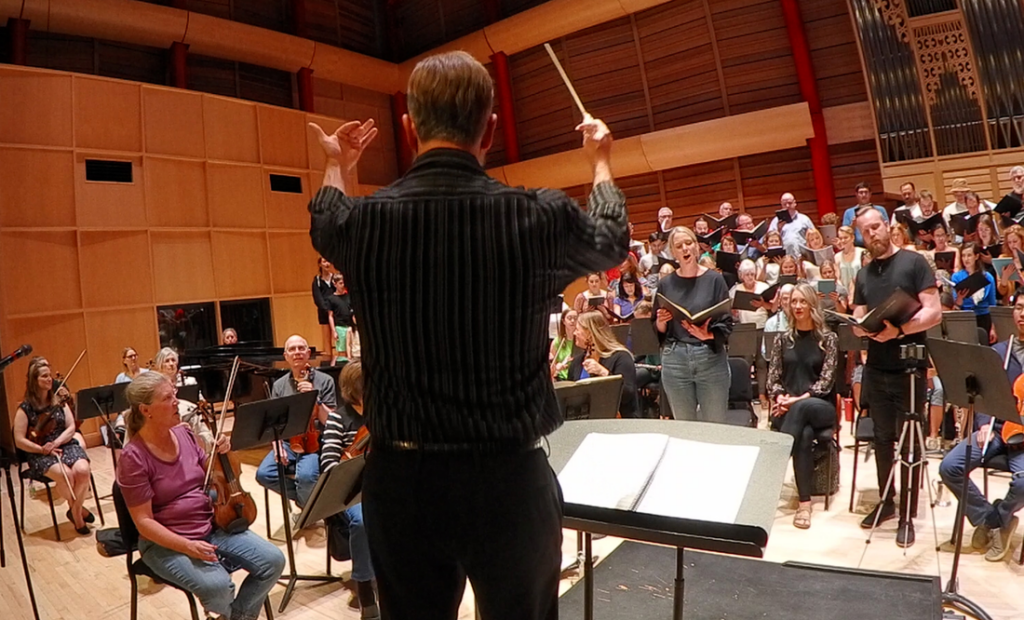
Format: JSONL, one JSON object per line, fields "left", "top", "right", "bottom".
{"left": 12, "top": 356, "right": 94, "bottom": 534}
{"left": 116, "top": 372, "right": 284, "bottom": 620}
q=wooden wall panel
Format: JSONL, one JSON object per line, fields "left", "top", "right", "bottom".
{"left": 662, "top": 159, "right": 741, "bottom": 226}
{"left": 509, "top": 45, "right": 580, "bottom": 160}
{"left": 616, "top": 172, "right": 664, "bottom": 234}
{"left": 271, "top": 294, "right": 321, "bottom": 348}
{"left": 79, "top": 231, "right": 154, "bottom": 308}
{"left": 829, "top": 139, "right": 883, "bottom": 210}
{"left": 144, "top": 157, "right": 210, "bottom": 227}
{"left": 143, "top": 87, "right": 207, "bottom": 158}
{"left": 0, "top": 149, "right": 76, "bottom": 228}
{"left": 211, "top": 231, "right": 272, "bottom": 298}
{"left": 74, "top": 154, "right": 147, "bottom": 227}
{"left": 203, "top": 96, "right": 261, "bottom": 163}
{"left": 0, "top": 71, "right": 74, "bottom": 147}
{"left": 739, "top": 146, "right": 816, "bottom": 220}
{"left": 800, "top": 0, "right": 868, "bottom": 108}
{"left": 207, "top": 163, "right": 267, "bottom": 228}
{"left": 563, "top": 17, "right": 650, "bottom": 140}
{"left": 635, "top": 0, "right": 725, "bottom": 130}
{"left": 3, "top": 313, "right": 91, "bottom": 426}
{"left": 258, "top": 105, "right": 309, "bottom": 169}
{"left": 268, "top": 232, "right": 319, "bottom": 294}
{"left": 84, "top": 307, "right": 160, "bottom": 387}
{"left": 150, "top": 231, "right": 217, "bottom": 303}
{"left": 710, "top": 0, "right": 801, "bottom": 115}
{"left": 73, "top": 77, "right": 143, "bottom": 152}
{"left": 0, "top": 231, "right": 82, "bottom": 316}
{"left": 264, "top": 170, "right": 312, "bottom": 229}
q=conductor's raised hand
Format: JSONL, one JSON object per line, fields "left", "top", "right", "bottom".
{"left": 576, "top": 115, "right": 612, "bottom": 164}
{"left": 309, "top": 120, "right": 378, "bottom": 173}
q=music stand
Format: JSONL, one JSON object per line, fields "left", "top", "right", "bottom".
{"left": 0, "top": 365, "right": 40, "bottom": 620}
{"left": 990, "top": 306, "right": 1016, "bottom": 342}
{"left": 278, "top": 457, "right": 365, "bottom": 611}
{"left": 727, "top": 323, "right": 759, "bottom": 361}
{"left": 76, "top": 382, "right": 129, "bottom": 469}
{"left": 229, "top": 392, "right": 321, "bottom": 614}
{"left": 177, "top": 383, "right": 200, "bottom": 404}
{"left": 555, "top": 376, "right": 624, "bottom": 421}
{"left": 610, "top": 324, "right": 631, "bottom": 347}
{"left": 942, "top": 311, "right": 980, "bottom": 344}
{"left": 836, "top": 324, "right": 866, "bottom": 352}
{"left": 628, "top": 319, "right": 661, "bottom": 358}
{"left": 927, "top": 338, "right": 1020, "bottom": 620}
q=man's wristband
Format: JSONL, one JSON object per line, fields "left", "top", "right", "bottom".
{"left": 897, "top": 325, "right": 905, "bottom": 338}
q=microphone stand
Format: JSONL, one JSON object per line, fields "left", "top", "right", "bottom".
{"left": 0, "top": 354, "right": 41, "bottom": 620}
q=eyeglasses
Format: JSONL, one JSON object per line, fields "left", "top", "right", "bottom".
{"left": 125, "top": 354, "right": 138, "bottom": 360}
{"left": 286, "top": 346, "right": 310, "bottom": 354}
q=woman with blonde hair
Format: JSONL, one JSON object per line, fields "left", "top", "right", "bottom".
{"left": 997, "top": 224, "right": 1024, "bottom": 299}
{"left": 117, "top": 372, "right": 284, "bottom": 620}
{"left": 568, "top": 311, "right": 639, "bottom": 418}
{"left": 655, "top": 226, "right": 733, "bottom": 423}
{"left": 152, "top": 347, "right": 213, "bottom": 454}
{"left": 766, "top": 282, "right": 838, "bottom": 529}
{"left": 13, "top": 356, "right": 95, "bottom": 534}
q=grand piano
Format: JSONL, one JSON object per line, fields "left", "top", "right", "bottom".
{"left": 179, "top": 342, "right": 339, "bottom": 405}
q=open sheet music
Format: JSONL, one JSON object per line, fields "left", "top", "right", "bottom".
{"left": 557, "top": 432, "right": 760, "bottom": 524}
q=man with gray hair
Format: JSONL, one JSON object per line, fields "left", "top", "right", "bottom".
{"left": 308, "top": 51, "right": 628, "bottom": 620}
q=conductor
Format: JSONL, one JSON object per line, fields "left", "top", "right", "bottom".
{"left": 308, "top": 51, "right": 629, "bottom": 620}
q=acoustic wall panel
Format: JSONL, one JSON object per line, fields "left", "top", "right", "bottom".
{"left": 271, "top": 294, "right": 321, "bottom": 350}
{"left": 0, "top": 231, "right": 82, "bottom": 316}
{"left": 73, "top": 77, "right": 143, "bottom": 152}
{"left": 263, "top": 169, "right": 312, "bottom": 229}
{"left": 206, "top": 163, "right": 267, "bottom": 228}
{"left": 143, "top": 87, "right": 207, "bottom": 158}
{"left": 78, "top": 230, "right": 154, "bottom": 308}
{"left": 4, "top": 312, "right": 91, "bottom": 422}
{"left": 84, "top": 307, "right": 160, "bottom": 386}
{"left": 150, "top": 231, "right": 217, "bottom": 303}
{"left": 268, "top": 232, "right": 320, "bottom": 295}
{"left": 144, "top": 157, "right": 210, "bottom": 228}
{"left": 258, "top": 105, "right": 310, "bottom": 169}
{"left": 0, "top": 149, "right": 76, "bottom": 228}
{"left": 210, "top": 231, "right": 272, "bottom": 299}
{"left": 203, "top": 96, "right": 261, "bottom": 163}
{"left": 74, "top": 153, "right": 147, "bottom": 227}
{"left": 0, "top": 70, "right": 74, "bottom": 147}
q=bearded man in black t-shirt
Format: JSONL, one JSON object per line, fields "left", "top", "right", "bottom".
{"left": 852, "top": 207, "right": 942, "bottom": 548}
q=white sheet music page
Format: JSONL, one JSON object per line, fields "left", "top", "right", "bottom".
{"left": 557, "top": 433, "right": 670, "bottom": 511}
{"left": 636, "top": 438, "right": 760, "bottom": 524}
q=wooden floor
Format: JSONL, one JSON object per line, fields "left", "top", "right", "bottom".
{"left": 3, "top": 424, "right": 1023, "bottom": 620}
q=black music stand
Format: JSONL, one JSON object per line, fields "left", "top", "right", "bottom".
{"left": 229, "top": 392, "right": 321, "bottom": 614}
{"left": 554, "top": 376, "right": 624, "bottom": 421}
{"left": 942, "top": 310, "right": 980, "bottom": 344}
{"left": 927, "top": 338, "right": 1019, "bottom": 620}
{"left": 990, "top": 306, "right": 1016, "bottom": 342}
{"left": 177, "top": 383, "right": 200, "bottom": 404}
{"left": 836, "top": 324, "right": 866, "bottom": 352}
{"left": 727, "top": 323, "right": 759, "bottom": 361}
{"left": 76, "top": 382, "right": 129, "bottom": 469}
{"left": 278, "top": 456, "right": 366, "bottom": 611}
{"left": 610, "top": 324, "right": 631, "bottom": 347}
{"left": 0, "top": 367, "right": 40, "bottom": 620}
{"left": 628, "top": 318, "right": 661, "bottom": 358}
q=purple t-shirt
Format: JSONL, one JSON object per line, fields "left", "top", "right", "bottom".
{"left": 117, "top": 425, "right": 214, "bottom": 541}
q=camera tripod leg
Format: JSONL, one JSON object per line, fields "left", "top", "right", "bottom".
{"left": 859, "top": 415, "right": 911, "bottom": 568}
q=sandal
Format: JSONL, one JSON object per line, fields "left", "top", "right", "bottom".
{"left": 794, "top": 507, "right": 812, "bottom": 530}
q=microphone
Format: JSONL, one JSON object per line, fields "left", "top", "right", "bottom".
{"left": 0, "top": 344, "right": 33, "bottom": 368}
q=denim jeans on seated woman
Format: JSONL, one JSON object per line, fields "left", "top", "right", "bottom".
{"left": 139, "top": 529, "right": 285, "bottom": 620}
{"left": 660, "top": 341, "right": 730, "bottom": 423}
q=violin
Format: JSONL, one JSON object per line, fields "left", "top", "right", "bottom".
{"left": 199, "top": 361, "right": 258, "bottom": 534}
{"left": 289, "top": 364, "right": 321, "bottom": 455}
{"left": 342, "top": 426, "right": 370, "bottom": 461}
{"left": 28, "top": 349, "right": 83, "bottom": 443}
{"left": 1002, "top": 373, "right": 1024, "bottom": 446}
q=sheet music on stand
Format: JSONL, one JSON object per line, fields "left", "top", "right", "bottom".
{"left": 293, "top": 456, "right": 365, "bottom": 530}
{"left": 558, "top": 432, "right": 760, "bottom": 524}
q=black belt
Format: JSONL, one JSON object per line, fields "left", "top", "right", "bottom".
{"left": 379, "top": 438, "right": 544, "bottom": 453}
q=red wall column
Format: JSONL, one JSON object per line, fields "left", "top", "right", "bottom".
{"left": 780, "top": 0, "right": 836, "bottom": 217}
{"left": 391, "top": 92, "right": 415, "bottom": 174}
{"left": 297, "top": 67, "right": 315, "bottom": 112}
{"left": 8, "top": 18, "right": 29, "bottom": 65}
{"left": 490, "top": 51, "right": 521, "bottom": 164}
{"left": 170, "top": 41, "right": 188, "bottom": 89}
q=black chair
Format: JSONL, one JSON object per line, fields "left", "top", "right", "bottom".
{"left": 725, "top": 357, "right": 757, "bottom": 427}
{"left": 17, "top": 448, "right": 104, "bottom": 540}
{"left": 112, "top": 483, "right": 275, "bottom": 620}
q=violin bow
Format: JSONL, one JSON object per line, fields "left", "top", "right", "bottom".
{"left": 204, "top": 356, "right": 241, "bottom": 488}
{"left": 54, "top": 349, "right": 87, "bottom": 397}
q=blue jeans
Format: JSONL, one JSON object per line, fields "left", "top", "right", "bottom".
{"left": 660, "top": 341, "right": 730, "bottom": 423}
{"left": 139, "top": 530, "right": 285, "bottom": 620}
{"left": 255, "top": 445, "right": 319, "bottom": 508}
{"left": 939, "top": 433, "right": 1024, "bottom": 529}
{"left": 345, "top": 503, "right": 374, "bottom": 582}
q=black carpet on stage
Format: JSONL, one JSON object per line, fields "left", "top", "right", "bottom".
{"left": 559, "top": 541, "right": 941, "bottom": 620}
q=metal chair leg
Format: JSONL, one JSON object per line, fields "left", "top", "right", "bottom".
{"left": 264, "top": 597, "right": 275, "bottom": 619}
{"left": 44, "top": 484, "right": 60, "bottom": 541}
{"left": 130, "top": 575, "right": 139, "bottom": 620}
{"left": 849, "top": 439, "right": 859, "bottom": 513}
{"left": 90, "top": 474, "right": 105, "bottom": 526}
{"left": 19, "top": 475, "right": 26, "bottom": 531}
{"left": 184, "top": 591, "right": 201, "bottom": 620}
{"left": 825, "top": 442, "right": 834, "bottom": 511}
{"left": 982, "top": 467, "right": 989, "bottom": 500}
{"left": 264, "top": 487, "right": 272, "bottom": 539}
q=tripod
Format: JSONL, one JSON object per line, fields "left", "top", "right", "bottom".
{"left": 859, "top": 346, "right": 941, "bottom": 570}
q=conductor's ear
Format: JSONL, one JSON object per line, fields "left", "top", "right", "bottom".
{"left": 401, "top": 114, "right": 419, "bottom": 154}
{"left": 478, "top": 113, "right": 498, "bottom": 153}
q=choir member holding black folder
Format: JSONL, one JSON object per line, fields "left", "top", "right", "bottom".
{"left": 951, "top": 243, "right": 997, "bottom": 342}
{"left": 849, "top": 207, "right": 942, "bottom": 549}
{"left": 654, "top": 226, "right": 734, "bottom": 424}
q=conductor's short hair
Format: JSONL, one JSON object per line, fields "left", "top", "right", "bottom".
{"left": 407, "top": 51, "right": 494, "bottom": 147}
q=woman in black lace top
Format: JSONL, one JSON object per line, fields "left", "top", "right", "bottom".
{"left": 767, "top": 282, "right": 838, "bottom": 530}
